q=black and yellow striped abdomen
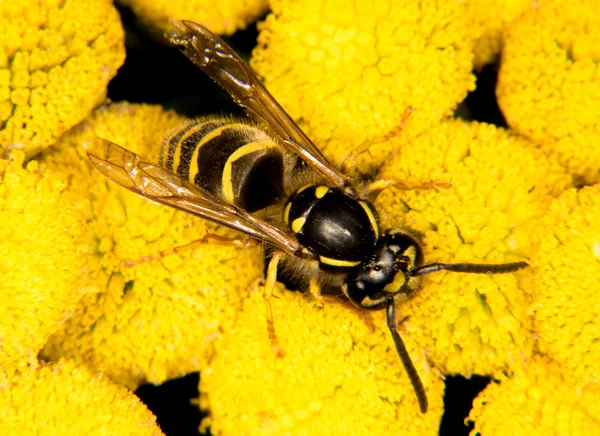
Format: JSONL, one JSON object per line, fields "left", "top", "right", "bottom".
{"left": 160, "top": 118, "right": 285, "bottom": 212}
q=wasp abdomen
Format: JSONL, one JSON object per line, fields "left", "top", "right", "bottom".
{"left": 160, "top": 118, "right": 285, "bottom": 212}
{"left": 285, "top": 186, "right": 379, "bottom": 273}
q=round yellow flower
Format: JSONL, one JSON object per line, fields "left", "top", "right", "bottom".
{"left": 468, "top": 357, "right": 600, "bottom": 434}
{"left": 0, "top": 359, "right": 164, "bottom": 435}
{"left": 377, "top": 119, "right": 571, "bottom": 377}
{"left": 41, "top": 102, "right": 264, "bottom": 389}
{"left": 251, "top": 0, "right": 481, "bottom": 171}
{"left": 0, "top": 0, "right": 125, "bottom": 157}
{"left": 201, "top": 285, "right": 444, "bottom": 435}
{"left": 497, "top": 0, "right": 600, "bottom": 184}
{"left": 531, "top": 184, "right": 600, "bottom": 385}
{"left": 0, "top": 151, "right": 91, "bottom": 367}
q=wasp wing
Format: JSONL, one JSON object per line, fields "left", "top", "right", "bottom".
{"left": 168, "top": 20, "right": 352, "bottom": 192}
{"left": 84, "top": 137, "right": 304, "bottom": 257}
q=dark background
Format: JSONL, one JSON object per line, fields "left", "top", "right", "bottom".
{"left": 110, "top": 5, "right": 505, "bottom": 436}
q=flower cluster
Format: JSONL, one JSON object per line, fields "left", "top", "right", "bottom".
{"left": 0, "top": 0, "right": 124, "bottom": 157}
{"left": 1, "top": 0, "right": 599, "bottom": 434}
{"left": 252, "top": 0, "right": 481, "bottom": 172}
{"left": 497, "top": 0, "right": 600, "bottom": 184}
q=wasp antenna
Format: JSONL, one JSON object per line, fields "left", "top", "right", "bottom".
{"left": 411, "top": 261, "right": 529, "bottom": 277}
{"left": 386, "top": 298, "right": 428, "bottom": 414}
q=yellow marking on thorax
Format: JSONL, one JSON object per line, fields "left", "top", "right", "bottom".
{"left": 318, "top": 256, "right": 361, "bottom": 268}
{"left": 283, "top": 201, "right": 293, "bottom": 226}
{"left": 291, "top": 217, "right": 306, "bottom": 234}
{"left": 222, "top": 140, "right": 276, "bottom": 203}
{"left": 358, "top": 201, "right": 379, "bottom": 240}
{"left": 295, "top": 184, "right": 314, "bottom": 196}
{"left": 315, "top": 186, "right": 329, "bottom": 198}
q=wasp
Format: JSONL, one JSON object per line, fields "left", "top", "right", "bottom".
{"left": 84, "top": 20, "right": 528, "bottom": 414}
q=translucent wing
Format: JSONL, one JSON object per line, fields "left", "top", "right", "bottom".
{"left": 84, "top": 137, "right": 304, "bottom": 257}
{"left": 168, "top": 20, "right": 353, "bottom": 193}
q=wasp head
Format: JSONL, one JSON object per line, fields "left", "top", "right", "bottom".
{"left": 343, "top": 230, "right": 424, "bottom": 310}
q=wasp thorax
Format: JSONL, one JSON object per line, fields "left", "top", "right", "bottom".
{"left": 284, "top": 185, "right": 379, "bottom": 274}
{"left": 344, "top": 231, "right": 424, "bottom": 309}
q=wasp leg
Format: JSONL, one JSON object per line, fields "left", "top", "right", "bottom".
{"left": 264, "top": 252, "right": 285, "bottom": 358}
{"left": 307, "top": 278, "right": 325, "bottom": 305}
{"left": 366, "top": 178, "right": 452, "bottom": 198}
{"left": 340, "top": 106, "right": 413, "bottom": 173}
{"left": 124, "top": 233, "right": 259, "bottom": 267}
{"left": 339, "top": 140, "right": 375, "bottom": 173}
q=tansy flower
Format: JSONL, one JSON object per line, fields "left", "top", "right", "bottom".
{"left": 118, "top": 0, "right": 269, "bottom": 36}
{"left": 376, "top": 119, "right": 570, "bottom": 377}
{"left": 200, "top": 284, "right": 444, "bottom": 434}
{"left": 41, "top": 102, "right": 265, "bottom": 389}
{"left": 0, "top": 151, "right": 91, "bottom": 367}
{"left": 251, "top": 0, "right": 483, "bottom": 172}
{"left": 530, "top": 185, "right": 600, "bottom": 386}
{"left": 467, "top": 357, "right": 600, "bottom": 434}
{"left": 0, "top": 0, "right": 125, "bottom": 157}
{"left": 0, "top": 359, "right": 163, "bottom": 435}
{"left": 497, "top": 0, "right": 600, "bottom": 184}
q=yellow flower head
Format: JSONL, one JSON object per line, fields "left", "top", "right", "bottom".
{"left": 201, "top": 285, "right": 444, "bottom": 434}
{"left": 376, "top": 119, "right": 571, "bottom": 377}
{"left": 0, "top": 151, "right": 91, "bottom": 367}
{"left": 0, "top": 0, "right": 125, "bottom": 157}
{"left": 119, "top": 0, "right": 269, "bottom": 36}
{"left": 251, "top": 0, "right": 481, "bottom": 171}
{"left": 531, "top": 185, "right": 600, "bottom": 385}
{"left": 467, "top": 357, "right": 600, "bottom": 434}
{"left": 497, "top": 0, "right": 600, "bottom": 184}
{"left": 41, "top": 102, "right": 264, "bottom": 389}
{"left": 0, "top": 359, "right": 164, "bottom": 435}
